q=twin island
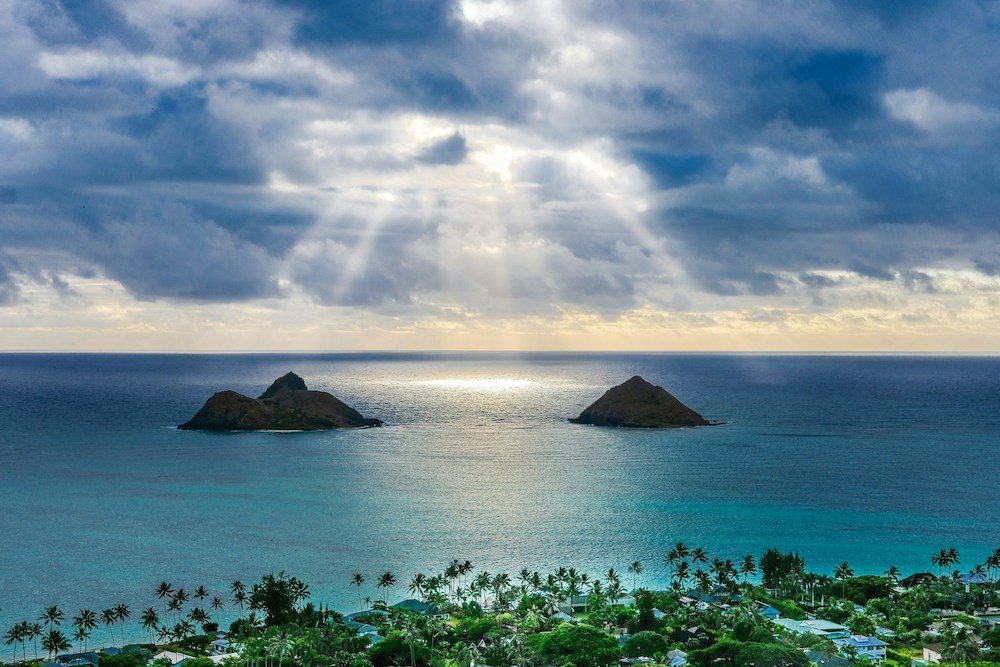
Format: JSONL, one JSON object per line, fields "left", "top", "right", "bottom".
{"left": 178, "top": 372, "right": 712, "bottom": 432}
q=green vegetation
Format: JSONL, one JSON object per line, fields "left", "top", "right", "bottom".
{"left": 3, "top": 546, "right": 1000, "bottom": 667}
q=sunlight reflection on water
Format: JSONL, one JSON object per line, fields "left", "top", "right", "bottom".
{"left": 414, "top": 378, "right": 535, "bottom": 390}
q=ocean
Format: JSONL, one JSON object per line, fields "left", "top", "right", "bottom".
{"left": 0, "top": 353, "right": 997, "bottom": 637}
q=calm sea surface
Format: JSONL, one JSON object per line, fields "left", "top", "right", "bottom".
{"left": 0, "top": 353, "right": 998, "bottom": 635}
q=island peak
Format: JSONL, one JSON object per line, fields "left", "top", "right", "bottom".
{"left": 260, "top": 371, "right": 308, "bottom": 399}
{"left": 569, "top": 375, "right": 710, "bottom": 428}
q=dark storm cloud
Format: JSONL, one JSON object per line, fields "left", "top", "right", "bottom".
{"left": 278, "top": 0, "right": 458, "bottom": 45}
{"left": 416, "top": 132, "right": 468, "bottom": 165}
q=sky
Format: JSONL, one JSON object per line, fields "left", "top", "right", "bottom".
{"left": 0, "top": 0, "right": 998, "bottom": 352}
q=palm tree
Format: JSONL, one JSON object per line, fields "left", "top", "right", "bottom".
{"left": 231, "top": 581, "right": 247, "bottom": 619}
{"left": 188, "top": 608, "right": 210, "bottom": 629}
{"left": 100, "top": 609, "right": 117, "bottom": 647}
{"left": 72, "top": 610, "right": 97, "bottom": 652}
{"left": 210, "top": 597, "right": 224, "bottom": 624}
{"left": 376, "top": 571, "right": 397, "bottom": 604}
{"left": 155, "top": 582, "right": 174, "bottom": 618}
{"left": 834, "top": 561, "right": 854, "bottom": 598}
{"left": 396, "top": 616, "right": 420, "bottom": 667}
{"left": 113, "top": 604, "right": 129, "bottom": 645}
{"left": 174, "top": 620, "right": 194, "bottom": 640}
{"left": 673, "top": 561, "right": 691, "bottom": 591}
{"left": 628, "top": 561, "right": 643, "bottom": 591}
{"left": 943, "top": 628, "right": 980, "bottom": 664}
{"left": 72, "top": 627, "right": 88, "bottom": 653}
{"left": 932, "top": 548, "right": 959, "bottom": 576}
{"left": 674, "top": 542, "right": 691, "bottom": 560}
{"left": 26, "top": 624, "right": 41, "bottom": 660}
{"left": 194, "top": 586, "right": 209, "bottom": 605}
{"left": 41, "top": 630, "right": 70, "bottom": 659}
{"left": 694, "top": 569, "right": 712, "bottom": 594}
{"left": 140, "top": 608, "right": 159, "bottom": 644}
{"left": 740, "top": 554, "right": 757, "bottom": 583}
{"left": 4, "top": 623, "right": 24, "bottom": 664}
{"left": 351, "top": 573, "right": 366, "bottom": 608}
{"left": 39, "top": 607, "right": 64, "bottom": 634}
{"left": 664, "top": 549, "right": 679, "bottom": 581}
{"left": 691, "top": 547, "right": 709, "bottom": 565}
{"left": 884, "top": 565, "right": 900, "bottom": 583}
{"left": 409, "top": 573, "right": 428, "bottom": 600}
{"left": 459, "top": 561, "right": 474, "bottom": 589}
{"left": 173, "top": 588, "right": 189, "bottom": 613}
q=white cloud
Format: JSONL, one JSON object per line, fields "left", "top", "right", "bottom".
{"left": 37, "top": 49, "right": 199, "bottom": 86}
{"left": 884, "top": 88, "right": 996, "bottom": 131}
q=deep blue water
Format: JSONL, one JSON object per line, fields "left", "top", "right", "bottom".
{"left": 0, "top": 353, "right": 998, "bottom": 637}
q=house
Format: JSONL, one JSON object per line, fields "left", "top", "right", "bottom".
{"left": 899, "top": 573, "right": 937, "bottom": 588}
{"left": 209, "top": 638, "right": 231, "bottom": 655}
{"left": 922, "top": 644, "right": 944, "bottom": 663}
{"left": 666, "top": 648, "right": 688, "bottom": 666}
{"left": 391, "top": 598, "right": 447, "bottom": 618}
{"left": 652, "top": 608, "right": 668, "bottom": 620}
{"left": 100, "top": 648, "right": 122, "bottom": 657}
{"left": 549, "top": 610, "right": 578, "bottom": 624}
{"left": 55, "top": 653, "right": 100, "bottom": 667}
{"left": 686, "top": 586, "right": 740, "bottom": 605}
{"left": 757, "top": 603, "right": 780, "bottom": 620}
{"left": 975, "top": 609, "right": 1000, "bottom": 630}
{"left": 960, "top": 571, "right": 991, "bottom": 585}
{"left": 345, "top": 609, "right": 388, "bottom": 622}
{"left": 772, "top": 618, "right": 850, "bottom": 639}
{"left": 833, "top": 635, "right": 888, "bottom": 665}
{"left": 152, "top": 650, "right": 196, "bottom": 667}
{"left": 804, "top": 651, "right": 851, "bottom": 667}
{"left": 563, "top": 594, "right": 636, "bottom": 613}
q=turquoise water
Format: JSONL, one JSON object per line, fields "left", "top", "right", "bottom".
{"left": 0, "top": 353, "right": 997, "bottom": 637}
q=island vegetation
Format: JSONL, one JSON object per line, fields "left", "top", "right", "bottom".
{"left": 4, "top": 545, "right": 1000, "bottom": 667}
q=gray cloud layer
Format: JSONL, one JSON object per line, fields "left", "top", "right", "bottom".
{"left": 0, "top": 0, "right": 998, "bottom": 325}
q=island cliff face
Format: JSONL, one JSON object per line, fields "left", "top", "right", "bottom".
{"left": 570, "top": 375, "right": 710, "bottom": 428}
{"left": 178, "top": 372, "right": 383, "bottom": 431}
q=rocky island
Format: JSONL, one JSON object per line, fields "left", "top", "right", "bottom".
{"left": 178, "top": 372, "right": 383, "bottom": 431}
{"left": 569, "top": 375, "right": 710, "bottom": 428}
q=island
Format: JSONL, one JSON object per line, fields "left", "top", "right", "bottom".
{"left": 569, "top": 375, "right": 710, "bottom": 427}
{"left": 178, "top": 372, "right": 383, "bottom": 431}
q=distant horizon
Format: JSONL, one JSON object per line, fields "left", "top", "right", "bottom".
{"left": 3, "top": 348, "right": 999, "bottom": 356}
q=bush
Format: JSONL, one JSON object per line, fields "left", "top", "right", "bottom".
{"left": 454, "top": 615, "right": 498, "bottom": 642}
{"left": 757, "top": 594, "right": 807, "bottom": 621}
{"left": 841, "top": 576, "right": 891, "bottom": 604}
{"left": 689, "top": 638, "right": 810, "bottom": 667}
{"left": 98, "top": 649, "right": 152, "bottom": 667}
{"left": 527, "top": 623, "right": 621, "bottom": 667}
{"left": 623, "top": 631, "right": 669, "bottom": 659}
{"left": 369, "top": 631, "right": 432, "bottom": 667}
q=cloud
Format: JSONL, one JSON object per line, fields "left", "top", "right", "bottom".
{"left": 0, "top": 259, "right": 20, "bottom": 306}
{"left": 883, "top": 88, "right": 997, "bottom": 131}
{"left": 1, "top": 0, "right": 999, "bottom": 348}
{"left": 416, "top": 131, "right": 468, "bottom": 165}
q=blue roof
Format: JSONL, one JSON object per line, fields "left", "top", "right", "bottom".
{"left": 834, "top": 635, "right": 888, "bottom": 649}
